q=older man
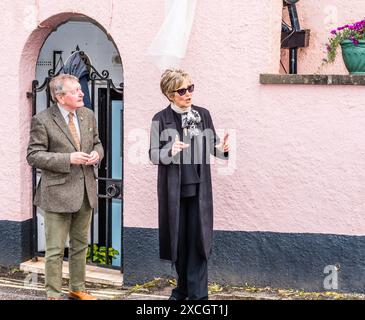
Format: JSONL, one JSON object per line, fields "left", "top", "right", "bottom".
{"left": 27, "top": 74, "right": 104, "bottom": 300}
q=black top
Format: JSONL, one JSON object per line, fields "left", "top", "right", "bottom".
{"left": 172, "top": 110, "right": 200, "bottom": 197}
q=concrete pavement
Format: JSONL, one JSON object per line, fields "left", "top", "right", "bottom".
{"left": 1, "top": 266, "right": 365, "bottom": 300}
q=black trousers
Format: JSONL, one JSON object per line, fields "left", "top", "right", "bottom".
{"left": 171, "top": 195, "right": 208, "bottom": 300}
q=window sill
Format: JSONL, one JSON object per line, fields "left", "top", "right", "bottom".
{"left": 260, "top": 74, "right": 365, "bottom": 85}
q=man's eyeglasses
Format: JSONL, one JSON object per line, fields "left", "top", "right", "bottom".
{"left": 172, "top": 84, "right": 194, "bottom": 96}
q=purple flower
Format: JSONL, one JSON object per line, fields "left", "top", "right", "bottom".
{"left": 326, "top": 19, "right": 365, "bottom": 63}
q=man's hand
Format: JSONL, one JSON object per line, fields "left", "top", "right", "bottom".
{"left": 70, "top": 152, "right": 91, "bottom": 165}
{"left": 171, "top": 135, "right": 189, "bottom": 157}
{"left": 216, "top": 132, "right": 229, "bottom": 153}
{"left": 85, "top": 151, "right": 100, "bottom": 165}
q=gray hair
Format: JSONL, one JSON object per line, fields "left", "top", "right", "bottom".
{"left": 160, "top": 69, "right": 192, "bottom": 101}
{"left": 49, "top": 74, "right": 79, "bottom": 102}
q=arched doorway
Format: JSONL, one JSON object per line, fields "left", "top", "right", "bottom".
{"left": 27, "top": 14, "right": 124, "bottom": 271}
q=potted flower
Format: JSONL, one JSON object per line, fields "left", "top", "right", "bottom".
{"left": 325, "top": 18, "right": 365, "bottom": 74}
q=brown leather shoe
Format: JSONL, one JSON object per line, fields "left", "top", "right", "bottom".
{"left": 68, "top": 290, "right": 97, "bottom": 300}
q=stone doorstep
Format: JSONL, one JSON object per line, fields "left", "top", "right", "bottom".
{"left": 19, "top": 257, "right": 123, "bottom": 287}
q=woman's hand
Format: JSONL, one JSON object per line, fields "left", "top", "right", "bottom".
{"left": 171, "top": 135, "right": 189, "bottom": 157}
{"left": 216, "top": 132, "right": 229, "bottom": 153}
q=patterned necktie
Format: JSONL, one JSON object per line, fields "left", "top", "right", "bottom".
{"left": 68, "top": 112, "right": 81, "bottom": 151}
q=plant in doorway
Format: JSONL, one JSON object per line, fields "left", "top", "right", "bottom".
{"left": 86, "top": 244, "right": 120, "bottom": 265}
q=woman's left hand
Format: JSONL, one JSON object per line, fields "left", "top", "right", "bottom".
{"left": 216, "top": 132, "right": 229, "bottom": 153}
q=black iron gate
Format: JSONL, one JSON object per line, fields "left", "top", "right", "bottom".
{"left": 27, "top": 52, "right": 124, "bottom": 271}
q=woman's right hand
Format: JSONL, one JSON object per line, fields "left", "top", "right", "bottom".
{"left": 171, "top": 135, "right": 189, "bottom": 156}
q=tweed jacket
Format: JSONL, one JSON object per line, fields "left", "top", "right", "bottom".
{"left": 26, "top": 105, "right": 104, "bottom": 213}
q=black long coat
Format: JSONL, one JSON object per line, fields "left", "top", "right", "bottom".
{"left": 149, "top": 105, "right": 228, "bottom": 262}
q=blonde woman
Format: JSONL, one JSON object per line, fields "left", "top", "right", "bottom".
{"left": 149, "top": 69, "right": 229, "bottom": 300}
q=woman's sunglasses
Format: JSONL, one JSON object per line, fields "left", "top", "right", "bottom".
{"left": 173, "top": 84, "right": 195, "bottom": 96}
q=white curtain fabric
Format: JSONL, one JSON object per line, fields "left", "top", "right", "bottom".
{"left": 146, "top": 0, "right": 197, "bottom": 72}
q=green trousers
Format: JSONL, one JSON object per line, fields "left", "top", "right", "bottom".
{"left": 44, "top": 194, "right": 92, "bottom": 299}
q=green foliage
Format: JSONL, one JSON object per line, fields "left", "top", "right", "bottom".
{"left": 130, "top": 278, "right": 163, "bottom": 293}
{"left": 86, "top": 244, "right": 119, "bottom": 265}
{"left": 208, "top": 283, "right": 223, "bottom": 294}
{"left": 9, "top": 267, "right": 21, "bottom": 274}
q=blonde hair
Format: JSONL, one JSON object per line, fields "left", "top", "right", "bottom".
{"left": 160, "top": 69, "right": 192, "bottom": 101}
{"left": 49, "top": 74, "right": 79, "bottom": 102}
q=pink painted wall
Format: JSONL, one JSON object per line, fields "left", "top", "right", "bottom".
{"left": 2, "top": 1, "right": 365, "bottom": 237}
